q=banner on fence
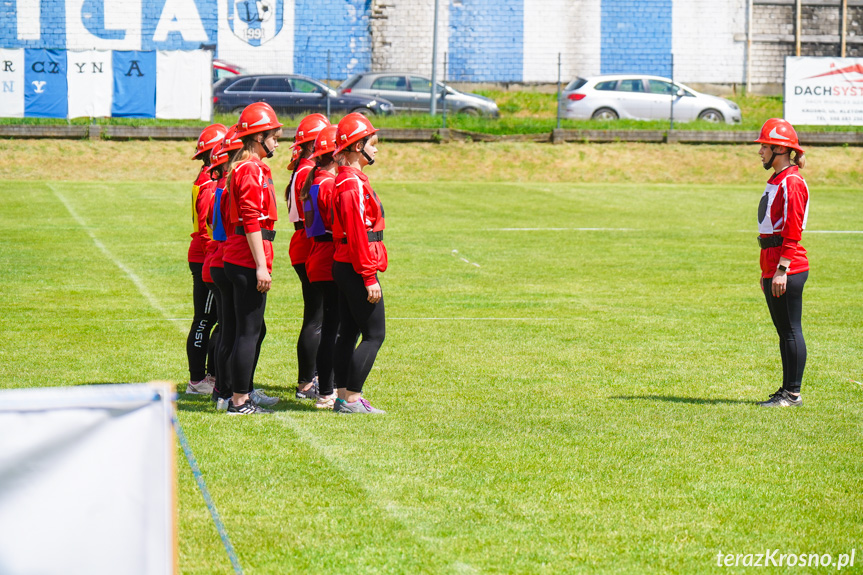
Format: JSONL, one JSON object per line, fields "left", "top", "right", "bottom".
{"left": 0, "top": 384, "right": 176, "bottom": 575}
{"left": 785, "top": 57, "right": 863, "bottom": 126}
{"left": 0, "top": 49, "right": 212, "bottom": 120}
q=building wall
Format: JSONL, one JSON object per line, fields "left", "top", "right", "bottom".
{"left": 0, "top": 0, "right": 857, "bottom": 86}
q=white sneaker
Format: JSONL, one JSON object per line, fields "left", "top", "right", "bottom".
{"left": 186, "top": 376, "right": 215, "bottom": 395}
{"left": 216, "top": 397, "right": 230, "bottom": 411}
{"left": 314, "top": 391, "right": 337, "bottom": 409}
{"left": 250, "top": 388, "right": 280, "bottom": 406}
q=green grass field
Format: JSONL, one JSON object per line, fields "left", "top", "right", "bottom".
{"left": 2, "top": 157, "right": 862, "bottom": 573}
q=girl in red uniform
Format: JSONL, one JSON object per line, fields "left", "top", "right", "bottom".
{"left": 300, "top": 124, "right": 340, "bottom": 409}
{"left": 286, "top": 113, "right": 331, "bottom": 399}
{"left": 222, "top": 102, "right": 283, "bottom": 415}
{"left": 187, "top": 123, "right": 226, "bottom": 395}
{"left": 206, "top": 128, "right": 279, "bottom": 410}
{"left": 331, "top": 113, "right": 387, "bottom": 414}
{"left": 754, "top": 118, "right": 810, "bottom": 408}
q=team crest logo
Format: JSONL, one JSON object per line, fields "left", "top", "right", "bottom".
{"left": 228, "top": 0, "right": 283, "bottom": 47}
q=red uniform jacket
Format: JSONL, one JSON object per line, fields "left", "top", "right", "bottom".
{"left": 758, "top": 165, "right": 810, "bottom": 278}
{"left": 223, "top": 158, "right": 278, "bottom": 273}
{"left": 333, "top": 166, "right": 387, "bottom": 287}
{"left": 188, "top": 167, "right": 214, "bottom": 263}
{"left": 202, "top": 179, "right": 229, "bottom": 283}
{"left": 305, "top": 169, "right": 336, "bottom": 283}
{"left": 288, "top": 158, "right": 314, "bottom": 266}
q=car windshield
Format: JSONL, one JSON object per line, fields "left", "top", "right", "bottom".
{"left": 565, "top": 78, "right": 587, "bottom": 91}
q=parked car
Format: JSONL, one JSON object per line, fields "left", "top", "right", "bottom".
{"left": 213, "top": 74, "right": 394, "bottom": 117}
{"left": 213, "top": 59, "right": 246, "bottom": 83}
{"left": 338, "top": 72, "right": 500, "bottom": 117}
{"left": 559, "top": 74, "right": 741, "bottom": 124}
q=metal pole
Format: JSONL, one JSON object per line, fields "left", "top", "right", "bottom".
{"left": 556, "top": 52, "right": 562, "bottom": 130}
{"left": 326, "top": 49, "right": 331, "bottom": 118}
{"left": 841, "top": 0, "right": 847, "bottom": 57}
{"left": 430, "top": 0, "right": 440, "bottom": 115}
{"left": 442, "top": 51, "right": 447, "bottom": 129}
{"left": 795, "top": 0, "right": 802, "bottom": 57}
{"left": 670, "top": 52, "right": 674, "bottom": 132}
{"left": 746, "top": 0, "right": 753, "bottom": 94}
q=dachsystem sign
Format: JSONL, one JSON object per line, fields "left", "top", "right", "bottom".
{"left": 785, "top": 57, "right": 863, "bottom": 126}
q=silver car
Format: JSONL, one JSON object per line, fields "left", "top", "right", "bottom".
{"left": 560, "top": 74, "right": 741, "bottom": 124}
{"left": 338, "top": 72, "right": 500, "bottom": 117}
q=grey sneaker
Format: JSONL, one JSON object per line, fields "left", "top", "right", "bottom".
{"left": 186, "top": 376, "right": 215, "bottom": 395}
{"left": 296, "top": 380, "right": 319, "bottom": 400}
{"left": 758, "top": 388, "right": 802, "bottom": 407}
{"left": 250, "top": 389, "right": 280, "bottom": 406}
{"left": 334, "top": 397, "right": 386, "bottom": 414}
{"left": 226, "top": 399, "right": 273, "bottom": 415}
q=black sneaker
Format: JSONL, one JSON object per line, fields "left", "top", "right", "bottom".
{"left": 226, "top": 398, "right": 274, "bottom": 415}
{"left": 758, "top": 388, "right": 802, "bottom": 407}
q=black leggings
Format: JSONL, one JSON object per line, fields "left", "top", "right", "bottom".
{"left": 205, "top": 280, "right": 224, "bottom": 395}
{"left": 312, "top": 280, "right": 340, "bottom": 396}
{"left": 294, "top": 263, "right": 322, "bottom": 385}
{"left": 225, "top": 262, "right": 267, "bottom": 396}
{"left": 187, "top": 262, "right": 217, "bottom": 382}
{"left": 762, "top": 270, "right": 807, "bottom": 394}
{"left": 332, "top": 261, "right": 385, "bottom": 394}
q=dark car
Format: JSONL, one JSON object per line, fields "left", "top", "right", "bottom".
{"left": 213, "top": 74, "right": 394, "bottom": 117}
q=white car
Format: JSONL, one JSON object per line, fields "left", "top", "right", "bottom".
{"left": 559, "top": 74, "right": 741, "bottom": 124}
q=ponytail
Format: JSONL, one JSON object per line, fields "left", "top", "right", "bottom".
{"left": 285, "top": 141, "right": 314, "bottom": 204}
{"left": 792, "top": 150, "right": 806, "bottom": 169}
{"left": 299, "top": 152, "right": 335, "bottom": 204}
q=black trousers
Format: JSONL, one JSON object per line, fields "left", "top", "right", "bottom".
{"left": 311, "top": 280, "right": 340, "bottom": 396}
{"left": 332, "top": 261, "right": 385, "bottom": 394}
{"left": 294, "top": 263, "right": 322, "bottom": 385}
{"left": 224, "top": 262, "right": 267, "bottom": 396}
{"left": 187, "top": 262, "right": 217, "bottom": 381}
{"left": 205, "top": 279, "right": 224, "bottom": 395}
{"left": 762, "top": 271, "right": 808, "bottom": 394}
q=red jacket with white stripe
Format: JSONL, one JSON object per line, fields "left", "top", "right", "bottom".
{"left": 333, "top": 166, "right": 387, "bottom": 286}
{"left": 188, "top": 167, "right": 214, "bottom": 263}
{"left": 758, "top": 165, "right": 809, "bottom": 278}
{"left": 223, "top": 157, "right": 278, "bottom": 273}
{"left": 288, "top": 158, "right": 314, "bottom": 265}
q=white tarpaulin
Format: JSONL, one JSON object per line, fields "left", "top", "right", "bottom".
{"left": 156, "top": 50, "right": 213, "bottom": 121}
{"left": 0, "top": 48, "right": 25, "bottom": 118}
{"left": 67, "top": 50, "right": 113, "bottom": 119}
{"left": 0, "top": 384, "right": 176, "bottom": 575}
{"left": 785, "top": 56, "right": 863, "bottom": 126}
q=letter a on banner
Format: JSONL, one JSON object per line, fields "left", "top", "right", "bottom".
{"left": 112, "top": 51, "right": 156, "bottom": 117}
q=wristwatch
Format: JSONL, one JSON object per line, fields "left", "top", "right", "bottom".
{"left": 777, "top": 264, "right": 788, "bottom": 273}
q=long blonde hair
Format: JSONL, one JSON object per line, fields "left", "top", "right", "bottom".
{"left": 791, "top": 150, "right": 806, "bottom": 169}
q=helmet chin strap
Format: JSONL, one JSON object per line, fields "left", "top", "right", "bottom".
{"left": 261, "top": 139, "right": 275, "bottom": 159}
{"left": 361, "top": 149, "right": 375, "bottom": 166}
{"left": 763, "top": 145, "right": 788, "bottom": 171}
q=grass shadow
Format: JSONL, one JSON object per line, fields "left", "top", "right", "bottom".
{"left": 611, "top": 394, "right": 754, "bottom": 405}
{"left": 176, "top": 395, "right": 318, "bottom": 414}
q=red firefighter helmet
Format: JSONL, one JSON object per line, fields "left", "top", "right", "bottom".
{"left": 310, "top": 125, "right": 339, "bottom": 158}
{"left": 754, "top": 118, "right": 804, "bottom": 154}
{"left": 334, "top": 112, "right": 378, "bottom": 154}
{"left": 236, "top": 102, "right": 282, "bottom": 139}
{"left": 294, "top": 113, "right": 330, "bottom": 145}
{"left": 192, "top": 123, "right": 227, "bottom": 159}
{"left": 207, "top": 125, "right": 242, "bottom": 172}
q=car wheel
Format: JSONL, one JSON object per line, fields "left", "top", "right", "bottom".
{"left": 351, "top": 107, "right": 374, "bottom": 116}
{"left": 698, "top": 109, "right": 724, "bottom": 123}
{"left": 460, "top": 107, "right": 480, "bottom": 116}
{"left": 591, "top": 107, "right": 618, "bottom": 121}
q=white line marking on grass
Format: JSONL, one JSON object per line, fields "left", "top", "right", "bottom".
{"left": 849, "top": 379, "right": 863, "bottom": 387}
{"left": 49, "top": 184, "right": 171, "bottom": 319}
{"left": 737, "top": 230, "right": 863, "bottom": 234}
{"left": 277, "top": 414, "right": 477, "bottom": 574}
{"left": 451, "top": 249, "right": 481, "bottom": 268}
{"left": 487, "top": 227, "right": 637, "bottom": 231}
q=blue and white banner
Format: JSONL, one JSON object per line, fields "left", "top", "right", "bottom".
{"left": 0, "top": 49, "right": 211, "bottom": 119}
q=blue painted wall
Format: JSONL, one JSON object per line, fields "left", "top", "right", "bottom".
{"left": 0, "top": 0, "right": 67, "bottom": 49}
{"left": 293, "top": 0, "right": 371, "bottom": 79}
{"left": 601, "top": 0, "right": 672, "bottom": 76}
{"left": 447, "top": 0, "right": 523, "bottom": 82}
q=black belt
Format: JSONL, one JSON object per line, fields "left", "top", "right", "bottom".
{"left": 339, "top": 231, "right": 383, "bottom": 244}
{"left": 313, "top": 233, "right": 333, "bottom": 243}
{"left": 294, "top": 222, "right": 304, "bottom": 231}
{"left": 235, "top": 226, "right": 276, "bottom": 241}
{"left": 758, "top": 235, "right": 783, "bottom": 249}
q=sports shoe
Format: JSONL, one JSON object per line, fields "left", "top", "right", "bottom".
{"left": 758, "top": 388, "right": 802, "bottom": 407}
{"left": 250, "top": 388, "right": 280, "bottom": 406}
{"left": 295, "top": 380, "right": 319, "bottom": 400}
{"left": 333, "top": 397, "right": 386, "bottom": 414}
{"left": 226, "top": 399, "right": 273, "bottom": 415}
{"left": 314, "top": 391, "right": 337, "bottom": 410}
{"left": 215, "top": 397, "right": 230, "bottom": 411}
{"left": 186, "top": 376, "right": 215, "bottom": 395}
